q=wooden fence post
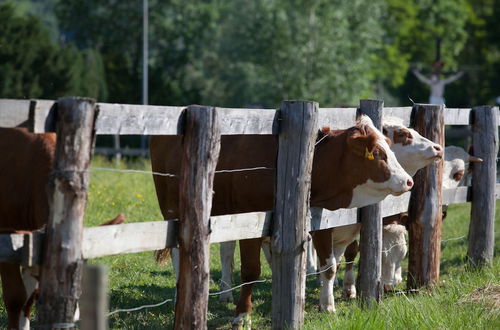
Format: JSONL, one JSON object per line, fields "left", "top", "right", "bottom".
{"left": 80, "top": 264, "right": 109, "bottom": 330}
{"left": 36, "top": 97, "right": 97, "bottom": 328}
{"left": 271, "top": 100, "right": 318, "bottom": 329}
{"left": 174, "top": 106, "right": 220, "bottom": 329}
{"left": 407, "top": 104, "right": 444, "bottom": 288}
{"left": 468, "top": 106, "right": 498, "bottom": 267}
{"left": 357, "top": 99, "right": 384, "bottom": 305}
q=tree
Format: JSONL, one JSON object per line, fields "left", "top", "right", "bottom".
{"left": 374, "top": 0, "right": 470, "bottom": 106}
{"left": 199, "top": 0, "right": 386, "bottom": 107}
{"left": 0, "top": 3, "right": 106, "bottom": 100}
{"left": 445, "top": 0, "right": 500, "bottom": 106}
{"left": 55, "top": 0, "right": 219, "bottom": 105}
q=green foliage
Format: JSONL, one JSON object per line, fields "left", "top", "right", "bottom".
{"left": 0, "top": 3, "right": 106, "bottom": 100}
{"left": 4, "top": 0, "right": 500, "bottom": 106}
{"left": 55, "top": 0, "right": 219, "bottom": 105}
{"left": 200, "top": 0, "right": 385, "bottom": 107}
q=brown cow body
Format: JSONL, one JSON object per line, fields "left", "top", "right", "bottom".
{"left": 0, "top": 128, "right": 125, "bottom": 329}
{"left": 151, "top": 116, "right": 414, "bottom": 325}
{"left": 0, "top": 128, "right": 55, "bottom": 330}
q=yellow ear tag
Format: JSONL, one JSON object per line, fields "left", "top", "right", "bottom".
{"left": 365, "top": 147, "right": 375, "bottom": 160}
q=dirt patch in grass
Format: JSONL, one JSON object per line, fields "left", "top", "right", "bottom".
{"left": 459, "top": 283, "right": 500, "bottom": 310}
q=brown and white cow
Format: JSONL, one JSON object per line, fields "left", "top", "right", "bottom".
{"left": 219, "top": 116, "right": 444, "bottom": 306}
{"left": 0, "top": 127, "right": 125, "bottom": 330}
{"left": 343, "top": 145, "right": 482, "bottom": 295}
{"left": 339, "top": 116, "right": 444, "bottom": 298}
{"left": 150, "top": 115, "right": 414, "bottom": 325}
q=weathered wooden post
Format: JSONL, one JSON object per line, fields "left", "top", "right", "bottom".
{"left": 80, "top": 264, "right": 109, "bottom": 330}
{"left": 37, "top": 97, "right": 97, "bottom": 328}
{"left": 468, "top": 106, "right": 498, "bottom": 267}
{"left": 271, "top": 100, "right": 318, "bottom": 329}
{"left": 356, "top": 99, "right": 384, "bottom": 305}
{"left": 174, "top": 106, "right": 220, "bottom": 329}
{"left": 407, "top": 104, "right": 444, "bottom": 288}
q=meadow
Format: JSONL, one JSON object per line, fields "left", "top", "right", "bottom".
{"left": 1, "top": 156, "right": 499, "bottom": 329}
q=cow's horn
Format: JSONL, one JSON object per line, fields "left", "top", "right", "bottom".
{"left": 469, "top": 156, "right": 483, "bottom": 163}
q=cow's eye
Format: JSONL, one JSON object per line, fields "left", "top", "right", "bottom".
{"left": 373, "top": 150, "right": 379, "bottom": 158}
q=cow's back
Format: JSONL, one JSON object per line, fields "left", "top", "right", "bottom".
{"left": 150, "top": 135, "right": 278, "bottom": 219}
{"left": 0, "top": 128, "right": 55, "bottom": 230}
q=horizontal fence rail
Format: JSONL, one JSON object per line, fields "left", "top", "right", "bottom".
{"left": 1, "top": 97, "right": 499, "bottom": 329}
{"left": 2, "top": 99, "right": 500, "bottom": 136}
{"left": 1, "top": 184, "right": 498, "bottom": 265}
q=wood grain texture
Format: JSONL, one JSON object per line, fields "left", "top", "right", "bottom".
{"left": 407, "top": 104, "right": 444, "bottom": 289}
{"left": 36, "top": 97, "right": 97, "bottom": 327}
{"left": 383, "top": 107, "right": 412, "bottom": 126}
{"left": 310, "top": 208, "right": 358, "bottom": 230}
{"left": 357, "top": 99, "right": 384, "bottom": 305}
{"left": 0, "top": 99, "right": 32, "bottom": 128}
{"left": 82, "top": 221, "right": 178, "bottom": 259}
{"left": 318, "top": 107, "right": 357, "bottom": 129}
{"left": 80, "top": 265, "right": 108, "bottom": 330}
{"left": 468, "top": 106, "right": 498, "bottom": 267}
{"left": 271, "top": 101, "right": 318, "bottom": 329}
{"left": 95, "top": 102, "right": 185, "bottom": 135}
{"left": 209, "top": 212, "right": 270, "bottom": 243}
{"left": 0, "top": 233, "right": 25, "bottom": 263}
{"left": 30, "top": 99, "right": 56, "bottom": 133}
{"left": 2, "top": 98, "right": 498, "bottom": 134}
{"left": 174, "top": 106, "right": 220, "bottom": 330}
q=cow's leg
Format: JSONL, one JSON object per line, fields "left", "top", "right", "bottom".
{"left": 233, "top": 238, "right": 262, "bottom": 329}
{"left": 219, "top": 241, "right": 236, "bottom": 303}
{"left": 312, "top": 229, "right": 338, "bottom": 312}
{"left": 394, "top": 261, "right": 403, "bottom": 285}
{"left": 20, "top": 266, "right": 39, "bottom": 329}
{"left": 0, "top": 263, "right": 28, "bottom": 330}
{"left": 342, "top": 240, "right": 358, "bottom": 299}
{"left": 381, "top": 252, "right": 396, "bottom": 292}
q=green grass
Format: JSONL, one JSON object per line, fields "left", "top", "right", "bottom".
{"left": 1, "top": 156, "right": 498, "bottom": 329}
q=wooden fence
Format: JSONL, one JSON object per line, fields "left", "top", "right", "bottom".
{"left": 0, "top": 98, "right": 498, "bottom": 329}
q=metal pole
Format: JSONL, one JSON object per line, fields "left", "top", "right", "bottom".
{"left": 140, "top": 0, "right": 149, "bottom": 151}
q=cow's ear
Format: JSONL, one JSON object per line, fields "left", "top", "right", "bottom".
{"left": 347, "top": 130, "right": 377, "bottom": 157}
{"left": 399, "top": 213, "right": 409, "bottom": 228}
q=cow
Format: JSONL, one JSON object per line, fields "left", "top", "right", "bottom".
{"left": 218, "top": 116, "right": 444, "bottom": 304}
{"left": 342, "top": 145, "right": 482, "bottom": 295}
{"left": 311, "top": 116, "right": 443, "bottom": 311}
{"left": 0, "top": 127, "right": 125, "bottom": 330}
{"left": 150, "top": 115, "right": 414, "bottom": 326}
{"left": 339, "top": 116, "right": 444, "bottom": 298}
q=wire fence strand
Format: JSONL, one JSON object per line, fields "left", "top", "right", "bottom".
{"left": 90, "top": 166, "right": 275, "bottom": 178}
{"left": 106, "top": 231, "right": 499, "bottom": 317}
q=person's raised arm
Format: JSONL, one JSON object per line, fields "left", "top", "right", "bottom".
{"left": 442, "top": 71, "right": 464, "bottom": 84}
{"left": 412, "top": 69, "right": 432, "bottom": 85}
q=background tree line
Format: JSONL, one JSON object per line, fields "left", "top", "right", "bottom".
{"left": 1, "top": 0, "right": 499, "bottom": 108}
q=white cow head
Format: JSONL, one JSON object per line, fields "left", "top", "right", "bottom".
{"left": 348, "top": 116, "right": 414, "bottom": 208}
{"left": 383, "top": 117, "right": 443, "bottom": 176}
{"left": 443, "top": 146, "right": 483, "bottom": 189}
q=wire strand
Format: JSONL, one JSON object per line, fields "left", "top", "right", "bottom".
{"left": 90, "top": 166, "right": 275, "bottom": 177}
{"left": 107, "top": 298, "right": 174, "bottom": 316}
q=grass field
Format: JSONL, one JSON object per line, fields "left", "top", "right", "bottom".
{"left": 1, "top": 156, "right": 499, "bottom": 329}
